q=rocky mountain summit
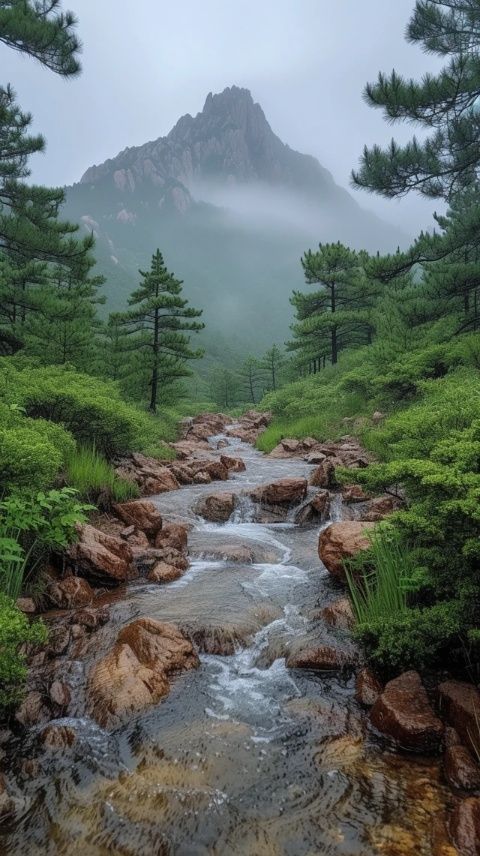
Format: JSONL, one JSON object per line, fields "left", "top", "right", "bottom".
{"left": 64, "top": 86, "right": 406, "bottom": 348}
{"left": 80, "top": 86, "right": 350, "bottom": 213}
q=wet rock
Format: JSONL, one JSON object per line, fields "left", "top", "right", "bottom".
{"left": 220, "top": 454, "right": 246, "bottom": 473}
{"left": 193, "top": 470, "right": 212, "bottom": 484}
{"left": 295, "top": 490, "right": 330, "bottom": 525}
{"left": 39, "top": 723, "right": 76, "bottom": 750}
{"left": 445, "top": 726, "right": 462, "bottom": 748}
{"left": 355, "top": 668, "right": 383, "bottom": 707}
{"left": 114, "top": 499, "right": 163, "bottom": 539}
{"left": 438, "top": 680, "right": 480, "bottom": 758}
{"left": 73, "top": 605, "right": 110, "bottom": 630}
{"left": 88, "top": 618, "right": 199, "bottom": 727}
{"left": 0, "top": 774, "right": 15, "bottom": 821}
{"left": 48, "top": 624, "right": 71, "bottom": 656}
{"left": 122, "top": 528, "right": 150, "bottom": 553}
{"left": 250, "top": 477, "right": 307, "bottom": 505}
{"left": 136, "top": 546, "right": 189, "bottom": 572}
{"left": 320, "top": 597, "right": 354, "bottom": 630}
{"left": 444, "top": 745, "right": 480, "bottom": 791}
{"left": 16, "top": 597, "right": 36, "bottom": 614}
{"left": 449, "top": 797, "right": 480, "bottom": 856}
{"left": 169, "top": 463, "right": 195, "bottom": 484}
{"left": 318, "top": 521, "right": 375, "bottom": 583}
{"left": 342, "top": 484, "right": 371, "bottom": 504}
{"left": 170, "top": 439, "right": 211, "bottom": 458}
{"left": 154, "top": 523, "right": 188, "bottom": 553}
{"left": 309, "top": 460, "right": 336, "bottom": 489}
{"left": 15, "top": 691, "right": 51, "bottom": 728}
{"left": 242, "top": 409, "right": 272, "bottom": 428}
{"left": 49, "top": 680, "right": 71, "bottom": 708}
{"left": 67, "top": 524, "right": 134, "bottom": 586}
{"left": 370, "top": 671, "right": 443, "bottom": 753}
{"left": 148, "top": 562, "right": 182, "bottom": 583}
{"left": 195, "top": 492, "right": 236, "bottom": 522}
{"left": 286, "top": 644, "right": 355, "bottom": 671}
{"left": 361, "top": 494, "right": 402, "bottom": 522}
{"left": 47, "top": 575, "right": 95, "bottom": 608}
{"left": 227, "top": 426, "right": 258, "bottom": 444}
{"left": 304, "top": 450, "right": 327, "bottom": 464}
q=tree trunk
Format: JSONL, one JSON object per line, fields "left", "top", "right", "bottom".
{"left": 149, "top": 306, "right": 160, "bottom": 413}
{"left": 330, "top": 283, "right": 338, "bottom": 364}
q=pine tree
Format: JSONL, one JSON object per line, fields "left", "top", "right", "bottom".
{"left": 210, "top": 367, "right": 240, "bottom": 409}
{"left": 352, "top": 1, "right": 480, "bottom": 200}
{"left": 260, "top": 344, "right": 285, "bottom": 392}
{"left": 0, "top": 1, "right": 81, "bottom": 76}
{"left": 288, "top": 243, "right": 377, "bottom": 368}
{"left": 115, "top": 250, "right": 204, "bottom": 413}
{"left": 240, "top": 356, "right": 263, "bottom": 404}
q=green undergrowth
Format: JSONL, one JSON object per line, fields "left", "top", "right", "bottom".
{"left": 65, "top": 446, "right": 140, "bottom": 505}
{"left": 258, "top": 337, "right": 480, "bottom": 677}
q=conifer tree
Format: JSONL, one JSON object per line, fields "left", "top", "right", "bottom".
{"left": 0, "top": 1, "right": 81, "bottom": 76}
{"left": 352, "top": 1, "right": 480, "bottom": 200}
{"left": 115, "top": 250, "right": 204, "bottom": 413}
{"left": 240, "top": 355, "right": 263, "bottom": 404}
{"left": 260, "top": 344, "right": 285, "bottom": 391}
{"left": 288, "top": 243, "right": 377, "bottom": 368}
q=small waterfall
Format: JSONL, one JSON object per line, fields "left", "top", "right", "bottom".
{"left": 231, "top": 492, "right": 256, "bottom": 523}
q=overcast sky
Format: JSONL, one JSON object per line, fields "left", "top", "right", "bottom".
{"left": 2, "top": 0, "right": 444, "bottom": 234}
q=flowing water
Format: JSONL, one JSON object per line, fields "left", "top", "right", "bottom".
{"left": 2, "top": 435, "right": 452, "bottom": 855}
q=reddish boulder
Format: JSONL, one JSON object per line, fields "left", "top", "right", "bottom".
{"left": 154, "top": 523, "right": 188, "bottom": 553}
{"left": 39, "top": 724, "right": 76, "bottom": 750}
{"left": 318, "top": 521, "right": 375, "bottom": 582}
{"left": 148, "top": 562, "right": 182, "bottom": 583}
{"left": 47, "top": 576, "right": 94, "bottom": 608}
{"left": 251, "top": 478, "right": 307, "bottom": 505}
{"left": 87, "top": 618, "right": 199, "bottom": 727}
{"left": 342, "top": 484, "right": 371, "bottom": 504}
{"left": 195, "top": 492, "right": 236, "bottom": 522}
{"left": 355, "top": 668, "right": 383, "bottom": 707}
{"left": 15, "top": 691, "right": 51, "bottom": 727}
{"left": 449, "top": 798, "right": 480, "bottom": 856}
{"left": 370, "top": 671, "right": 443, "bottom": 753}
{"left": 67, "top": 524, "right": 133, "bottom": 585}
{"left": 305, "top": 450, "right": 328, "bottom": 465}
{"left": 73, "top": 605, "right": 110, "bottom": 630}
{"left": 114, "top": 499, "right": 163, "bottom": 539}
{"left": 309, "top": 460, "right": 336, "bottom": 489}
{"left": 320, "top": 597, "right": 354, "bottom": 630}
{"left": 438, "top": 681, "right": 480, "bottom": 758}
{"left": 49, "top": 680, "right": 71, "bottom": 708}
{"left": 444, "top": 745, "right": 480, "bottom": 791}
{"left": 150, "top": 547, "right": 188, "bottom": 570}
{"left": 295, "top": 490, "right": 331, "bottom": 524}
{"left": 220, "top": 455, "right": 246, "bottom": 473}
{"left": 361, "top": 495, "right": 402, "bottom": 522}
{"left": 286, "top": 645, "right": 355, "bottom": 671}
{"left": 193, "top": 471, "right": 212, "bottom": 484}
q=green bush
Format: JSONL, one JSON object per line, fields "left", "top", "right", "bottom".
{"left": 0, "top": 594, "right": 47, "bottom": 712}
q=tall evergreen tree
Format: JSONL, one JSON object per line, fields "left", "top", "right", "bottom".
{"left": 240, "top": 355, "right": 263, "bottom": 404}
{"left": 115, "top": 250, "right": 204, "bottom": 413}
{"left": 352, "top": 1, "right": 480, "bottom": 201}
{"left": 288, "top": 243, "right": 377, "bottom": 368}
{"left": 260, "top": 344, "right": 285, "bottom": 391}
{"left": 0, "top": 1, "right": 81, "bottom": 76}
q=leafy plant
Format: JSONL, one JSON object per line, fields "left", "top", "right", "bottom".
{"left": 0, "top": 594, "right": 47, "bottom": 713}
{"left": 66, "top": 445, "right": 139, "bottom": 504}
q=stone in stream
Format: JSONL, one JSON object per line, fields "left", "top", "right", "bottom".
{"left": 449, "top": 797, "right": 480, "bottom": 856}
{"left": 437, "top": 680, "right": 480, "bottom": 758}
{"left": 320, "top": 597, "right": 354, "bottom": 630}
{"left": 370, "top": 671, "right": 444, "bottom": 753}
{"left": 250, "top": 477, "right": 307, "bottom": 505}
{"left": 294, "top": 489, "right": 330, "bottom": 525}
{"left": 286, "top": 644, "right": 356, "bottom": 672}
{"left": 39, "top": 723, "right": 76, "bottom": 750}
{"left": 195, "top": 492, "right": 236, "bottom": 522}
{"left": 444, "top": 745, "right": 480, "bottom": 791}
{"left": 148, "top": 562, "right": 183, "bottom": 583}
{"left": 318, "top": 521, "right": 375, "bottom": 583}
{"left": 154, "top": 523, "right": 189, "bottom": 553}
{"left": 114, "top": 499, "right": 163, "bottom": 540}
{"left": 47, "top": 575, "right": 95, "bottom": 608}
{"left": 341, "top": 484, "right": 371, "bottom": 504}
{"left": 309, "top": 460, "right": 336, "bottom": 489}
{"left": 87, "top": 618, "right": 199, "bottom": 728}
{"left": 66, "top": 524, "right": 134, "bottom": 586}
{"left": 220, "top": 454, "right": 246, "bottom": 473}
{"left": 355, "top": 668, "right": 383, "bottom": 708}
{"left": 360, "top": 494, "right": 403, "bottom": 522}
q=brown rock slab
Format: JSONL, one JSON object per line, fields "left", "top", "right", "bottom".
{"left": 355, "top": 668, "right": 383, "bottom": 707}
{"left": 154, "top": 523, "right": 188, "bottom": 552}
{"left": 309, "top": 460, "right": 336, "bottom": 489}
{"left": 438, "top": 680, "right": 480, "bottom": 758}
{"left": 449, "top": 797, "right": 480, "bottom": 856}
{"left": 148, "top": 562, "right": 182, "bottom": 583}
{"left": 88, "top": 618, "right": 199, "bottom": 727}
{"left": 361, "top": 494, "right": 402, "bottom": 522}
{"left": 444, "top": 745, "right": 480, "bottom": 791}
{"left": 342, "top": 484, "right": 371, "bottom": 504}
{"left": 15, "top": 691, "right": 51, "bottom": 728}
{"left": 67, "top": 524, "right": 134, "bottom": 586}
{"left": 251, "top": 478, "right": 307, "bottom": 505}
{"left": 320, "top": 597, "right": 354, "bottom": 630}
{"left": 47, "top": 576, "right": 94, "bottom": 609}
{"left": 49, "top": 680, "right": 71, "bottom": 708}
{"left": 318, "top": 521, "right": 375, "bottom": 583}
{"left": 195, "top": 492, "right": 236, "bottom": 522}
{"left": 220, "top": 454, "right": 246, "bottom": 472}
{"left": 114, "top": 499, "right": 163, "bottom": 539}
{"left": 370, "top": 671, "right": 443, "bottom": 753}
{"left": 39, "top": 724, "right": 76, "bottom": 750}
{"left": 286, "top": 644, "right": 354, "bottom": 671}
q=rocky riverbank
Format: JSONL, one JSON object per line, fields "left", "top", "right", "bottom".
{"left": 1, "top": 411, "right": 479, "bottom": 855}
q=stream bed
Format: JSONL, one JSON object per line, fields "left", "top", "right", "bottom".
{"left": 2, "top": 434, "right": 452, "bottom": 855}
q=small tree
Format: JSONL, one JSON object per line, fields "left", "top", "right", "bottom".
{"left": 240, "top": 355, "right": 263, "bottom": 404}
{"left": 115, "top": 250, "right": 204, "bottom": 413}
{"left": 260, "top": 344, "right": 285, "bottom": 391}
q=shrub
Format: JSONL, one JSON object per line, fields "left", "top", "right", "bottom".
{"left": 345, "top": 528, "right": 413, "bottom": 625}
{"left": 0, "top": 594, "right": 47, "bottom": 712}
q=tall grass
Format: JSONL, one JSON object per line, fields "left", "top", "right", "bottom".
{"left": 66, "top": 446, "right": 139, "bottom": 503}
{"left": 345, "top": 529, "right": 413, "bottom": 624}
